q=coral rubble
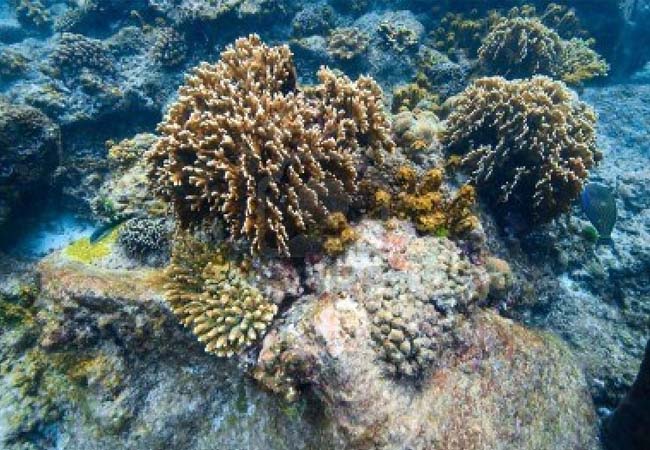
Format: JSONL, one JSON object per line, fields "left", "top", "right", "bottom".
{"left": 147, "top": 34, "right": 394, "bottom": 256}
{"left": 444, "top": 76, "right": 601, "bottom": 224}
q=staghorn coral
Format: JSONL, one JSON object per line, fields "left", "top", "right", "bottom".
{"left": 117, "top": 217, "right": 169, "bottom": 263}
{"left": 163, "top": 234, "right": 277, "bottom": 357}
{"left": 148, "top": 34, "right": 394, "bottom": 256}
{"left": 478, "top": 17, "right": 564, "bottom": 78}
{"left": 48, "top": 33, "right": 115, "bottom": 79}
{"left": 444, "top": 76, "right": 601, "bottom": 224}
{"left": 326, "top": 27, "right": 369, "bottom": 61}
{"left": 151, "top": 27, "right": 188, "bottom": 68}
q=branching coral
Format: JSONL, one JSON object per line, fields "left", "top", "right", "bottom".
{"left": 391, "top": 82, "right": 439, "bottom": 114}
{"left": 326, "top": 27, "right": 369, "bottom": 61}
{"left": 559, "top": 38, "right": 609, "bottom": 85}
{"left": 148, "top": 34, "right": 394, "bottom": 256}
{"left": 0, "top": 49, "right": 29, "bottom": 82}
{"left": 478, "top": 17, "right": 564, "bottom": 78}
{"left": 478, "top": 15, "right": 608, "bottom": 83}
{"left": 444, "top": 76, "right": 601, "bottom": 224}
{"left": 164, "top": 234, "right": 277, "bottom": 357}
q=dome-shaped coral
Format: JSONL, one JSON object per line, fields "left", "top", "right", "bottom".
{"left": 147, "top": 34, "right": 393, "bottom": 256}
{"left": 444, "top": 76, "right": 601, "bottom": 224}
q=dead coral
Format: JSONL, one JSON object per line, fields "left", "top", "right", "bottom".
{"left": 148, "top": 34, "right": 394, "bottom": 256}
{"left": 326, "top": 27, "right": 369, "bottom": 61}
{"left": 164, "top": 234, "right": 277, "bottom": 358}
{"left": 444, "top": 76, "right": 601, "bottom": 224}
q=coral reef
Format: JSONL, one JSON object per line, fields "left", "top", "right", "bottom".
{"left": 378, "top": 19, "right": 420, "bottom": 53}
{"left": 117, "top": 217, "right": 170, "bottom": 264}
{"left": 0, "top": 100, "right": 60, "bottom": 229}
{"left": 321, "top": 212, "right": 358, "bottom": 256}
{"left": 478, "top": 15, "right": 609, "bottom": 83}
{"left": 392, "top": 109, "right": 443, "bottom": 153}
{"left": 106, "top": 133, "right": 158, "bottom": 171}
{"left": 12, "top": 0, "right": 51, "bottom": 30}
{"left": 151, "top": 27, "right": 187, "bottom": 68}
{"left": 251, "top": 220, "right": 598, "bottom": 448}
{"left": 291, "top": 4, "right": 335, "bottom": 38}
{"left": 148, "top": 34, "right": 394, "bottom": 256}
{"left": 163, "top": 234, "right": 277, "bottom": 357}
{"left": 478, "top": 17, "right": 564, "bottom": 78}
{"left": 391, "top": 82, "right": 439, "bottom": 114}
{"left": 444, "top": 76, "right": 600, "bottom": 224}
{"left": 326, "top": 27, "right": 369, "bottom": 61}
{"left": 48, "top": 33, "right": 115, "bottom": 79}
{"left": 0, "top": 48, "right": 29, "bottom": 82}
{"left": 560, "top": 38, "right": 610, "bottom": 85}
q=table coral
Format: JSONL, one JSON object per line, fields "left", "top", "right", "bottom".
{"left": 147, "top": 34, "right": 394, "bottom": 256}
{"left": 444, "top": 76, "right": 601, "bottom": 224}
{"left": 163, "top": 234, "right": 277, "bottom": 358}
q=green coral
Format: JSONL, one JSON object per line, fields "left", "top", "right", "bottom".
{"left": 559, "top": 38, "right": 609, "bottom": 85}
{"left": 64, "top": 227, "right": 120, "bottom": 264}
{"left": 163, "top": 234, "right": 277, "bottom": 358}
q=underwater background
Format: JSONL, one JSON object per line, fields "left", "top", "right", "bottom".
{"left": 0, "top": 0, "right": 649, "bottom": 449}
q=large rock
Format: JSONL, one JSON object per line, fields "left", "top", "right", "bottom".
{"left": 0, "top": 100, "right": 59, "bottom": 229}
{"left": 604, "top": 339, "right": 650, "bottom": 450}
{"left": 254, "top": 221, "right": 600, "bottom": 450}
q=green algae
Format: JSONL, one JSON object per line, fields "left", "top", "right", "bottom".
{"left": 64, "top": 227, "right": 120, "bottom": 263}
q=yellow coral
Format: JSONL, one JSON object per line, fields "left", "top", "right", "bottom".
{"left": 163, "top": 234, "right": 277, "bottom": 358}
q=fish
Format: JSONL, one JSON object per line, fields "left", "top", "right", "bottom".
{"left": 89, "top": 214, "right": 134, "bottom": 243}
{"left": 580, "top": 182, "right": 617, "bottom": 244}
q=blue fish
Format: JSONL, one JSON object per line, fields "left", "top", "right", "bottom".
{"left": 581, "top": 182, "right": 617, "bottom": 244}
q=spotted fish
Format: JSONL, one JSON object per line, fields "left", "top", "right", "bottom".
{"left": 581, "top": 182, "right": 617, "bottom": 243}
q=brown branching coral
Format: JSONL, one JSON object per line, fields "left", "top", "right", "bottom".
{"left": 147, "top": 34, "right": 394, "bottom": 256}
{"left": 444, "top": 76, "right": 601, "bottom": 224}
{"left": 478, "top": 17, "right": 564, "bottom": 78}
{"left": 478, "top": 15, "right": 608, "bottom": 83}
{"left": 164, "top": 234, "right": 277, "bottom": 358}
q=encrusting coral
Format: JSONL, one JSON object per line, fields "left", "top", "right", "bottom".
{"left": 326, "top": 27, "right": 369, "bottom": 61}
{"left": 147, "top": 34, "right": 394, "bottom": 256}
{"left": 163, "top": 234, "right": 277, "bottom": 358}
{"left": 444, "top": 76, "right": 601, "bottom": 224}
